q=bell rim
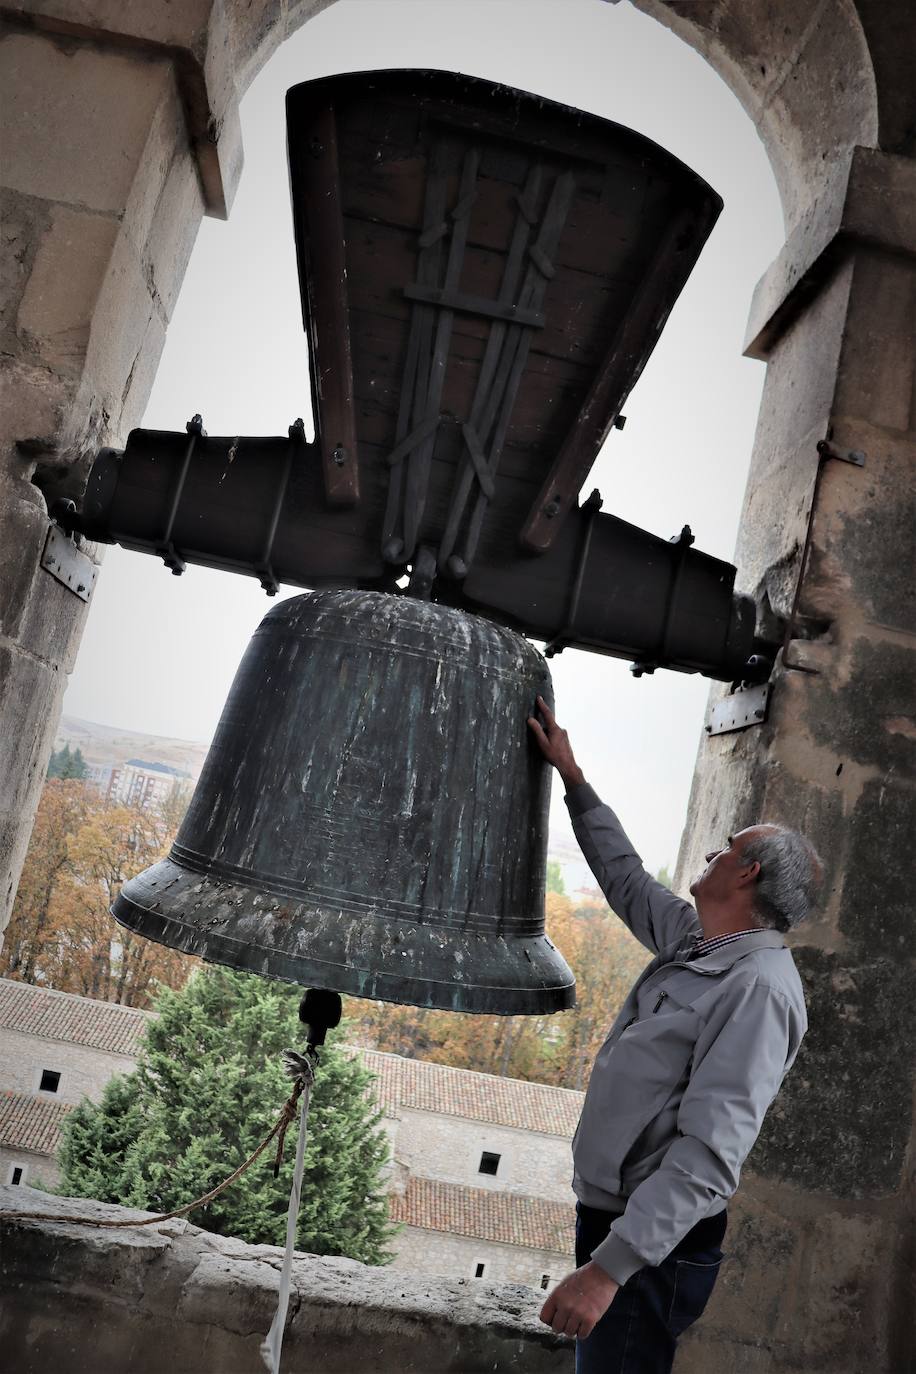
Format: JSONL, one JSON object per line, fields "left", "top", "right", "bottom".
{"left": 113, "top": 860, "right": 576, "bottom": 1017}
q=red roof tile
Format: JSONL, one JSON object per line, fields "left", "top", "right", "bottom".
{"left": 389, "top": 1176, "right": 574, "bottom": 1256}
{"left": 356, "top": 1048, "right": 583, "bottom": 1138}
{"left": 0, "top": 1091, "right": 73, "bottom": 1155}
{"left": 0, "top": 979, "right": 152, "bottom": 1057}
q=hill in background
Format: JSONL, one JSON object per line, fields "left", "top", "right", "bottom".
{"left": 55, "top": 716, "right": 211, "bottom": 783}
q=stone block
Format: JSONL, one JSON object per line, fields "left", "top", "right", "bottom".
{"left": 119, "top": 68, "right": 189, "bottom": 268}
{"left": 702, "top": 1189, "right": 800, "bottom": 1346}
{"left": 77, "top": 228, "right": 166, "bottom": 436}
{"left": 795, "top": 1208, "right": 897, "bottom": 1372}
{"left": 0, "top": 357, "right": 74, "bottom": 467}
{"left": 0, "top": 470, "right": 51, "bottom": 640}
{"left": 0, "top": 189, "right": 51, "bottom": 357}
{"left": 839, "top": 777, "right": 916, "bottom": 955}
{"left": 815, "top": 431, "right": 916, "bottom": 635}
{"left": 17, "top": 206, "right": 120, "bottom": 377}
{"left": 0, "top": 31, "right": 174, "bottom": 215}
{"left": 143, "top": 146, "right": 206, "bottom": 320}
{"left": 803, "top": 638, "right": 916, "bottom": 778}
{"left": 835, "top": 252, "right": 916, "bottom": 433}
{"left": 754, "top": 946, "right": 916, "bottom": 1199}
{"left": 734, "top": 259, "right": 855, "bottom": 589}
{"left": 754, "top": 0, "right": 877, "bottom": 231}
{"left": 0, "top": 645, "right": 64, "bottom": 922}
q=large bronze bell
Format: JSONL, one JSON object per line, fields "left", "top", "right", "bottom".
{"left": 114, "top": 591, "right": 574, "bottom": 1014}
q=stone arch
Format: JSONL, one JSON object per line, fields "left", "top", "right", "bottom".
{"left": 231, "top": 0, "right": 879, "bottom": 235}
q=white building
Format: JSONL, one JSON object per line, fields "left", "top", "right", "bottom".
{"left": 86, "top": 758, "right": 189, "bottom": 809}
{"left": 0, "top": 979, "right": 152, "bottom": 1188}
{"left": 0, "top": 980, "right": 581, "bottom": 1287}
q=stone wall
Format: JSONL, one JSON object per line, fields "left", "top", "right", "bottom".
{"left": 0, "top": 1188, "right": 574, "bottom": 1373}
{"left": 392, "top": 1107, "right": 575, "bottom": 1206}
{"left": 391, "top": 1224, "right": 568, "bottom": 1292}
{"left": 1, "top": 1145, "right": 57, "bottom": 1188}
{"left": 0, "top": 1025, "right": 138, "bottom": 1105}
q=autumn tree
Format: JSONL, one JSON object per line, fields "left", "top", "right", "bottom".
{"left": 0, "top": 779, "right": 93, "bottom": 982}
{"left": 45, "top": 801, "right": 195, "bottom": 1006}
{"left": 343, "top": 888, "right": 649, "bottom": 1091}
{"left": 2, "top": 776, "right": 195, "bottom": 1007}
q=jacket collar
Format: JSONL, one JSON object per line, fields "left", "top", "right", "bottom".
{"left": 667, "top": 928, "right": 787, "bottom": 972}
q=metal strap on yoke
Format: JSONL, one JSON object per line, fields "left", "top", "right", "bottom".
{"left": 381, "top": 141, "right": 479, "bottom": 564}
{"left": 440, "top": 168, "right": 575, "bottom": 579}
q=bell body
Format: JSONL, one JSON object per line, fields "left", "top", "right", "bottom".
{"left": 114, "top": 591, "right": 574, "bottom": 1014}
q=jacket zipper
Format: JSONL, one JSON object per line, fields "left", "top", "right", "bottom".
{"left": 622, "top": 989, "right": 669, "bottom": 1033}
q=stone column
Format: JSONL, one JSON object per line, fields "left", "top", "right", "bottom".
{"left": 0, "top": 6, "right": 243, "bottom": 930}
{"left": 676, "top": 147, "right": 916, "bottom": 1374}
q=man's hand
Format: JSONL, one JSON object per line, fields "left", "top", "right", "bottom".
{"left": 527, "top": 696, "right": 585, "bottom": 789}
{"left": 539, "top": 1261, "right": 619, "bottom": 1340}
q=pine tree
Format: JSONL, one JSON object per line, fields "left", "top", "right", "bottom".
{"left": 56, "top": 967, "right": 397, "bottom": 1263}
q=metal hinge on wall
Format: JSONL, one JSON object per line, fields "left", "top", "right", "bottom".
{"left": 40, "top": 520, "right": 97, "bottom": 603}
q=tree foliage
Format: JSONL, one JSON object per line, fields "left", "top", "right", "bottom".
{"left": 47, "top": 744, "right": 89, "bottom": 779}
{"left": 56, "top": 968, "right": 397, "bottom": 1263}
{"left": 1, "top": 778, "right": 194, "bottom": 1006}
{"left": 546, "top": 859, "right": 566, "bottom": 894}
{"left": 345, "top": 890, "right": 648, "bottom": 1091}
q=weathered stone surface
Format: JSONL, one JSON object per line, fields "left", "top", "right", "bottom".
{"left": 804, "top": 639, "right": 916, "bottom": 778}
{"left": 1, "top": 1, "right": 242, "bottom": 217}
{"left": 0, "top": 1188, "right": 573, "bottom": 1372}
{"left": 839, "top": 777, "right": 916, "bottom": 955}
{"left": 0, "top": 31, "right": 175, "bottom": 214}
{"left": 748, "top": 949, "right": 915, "bottom": 1199}
{"left": 17, "top": 206, "right": 121, "bottom": 376}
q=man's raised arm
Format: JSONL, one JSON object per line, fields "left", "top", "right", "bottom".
{"left": 527, "top": 696, "right": 698, "bottom": 955}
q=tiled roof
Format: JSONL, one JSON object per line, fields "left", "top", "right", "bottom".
{"left": 0, "top": 979, "right": 152, "bottom": 1057}
{"left": 390, "top": 1176, "right": 574, "bottom": 1256}
{"left": 357, "top": 1049, "right": 583, "bottom": 1138}
{"left": 0, "top": 1091, "right": 73, "bottom": 1155}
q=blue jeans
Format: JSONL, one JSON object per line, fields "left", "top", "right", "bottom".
{"left": 574, "top": 1204, "right": 727, "bottom": 1374}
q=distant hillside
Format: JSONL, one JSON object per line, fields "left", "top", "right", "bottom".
{"left": 55, "top": 716, "right": 211, "bottom": 782}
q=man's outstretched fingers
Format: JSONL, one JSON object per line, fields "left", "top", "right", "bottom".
{"left": 536, "top": 694, "right": 556, "bottom": 727}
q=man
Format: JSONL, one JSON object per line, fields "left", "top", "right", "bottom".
{"left": 527, "top": 697, "right": 822, "bottom": 1373}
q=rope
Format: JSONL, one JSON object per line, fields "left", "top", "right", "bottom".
{"left": 0, "top": 1056, "right": 308, "bottom": 1232}
{"left": 261, "top": 1049, "right": 315, "bottom": 1374}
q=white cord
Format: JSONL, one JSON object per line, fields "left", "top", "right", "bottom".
{"left": 260, "top": 1057, "right": 313, "bottom": 1374}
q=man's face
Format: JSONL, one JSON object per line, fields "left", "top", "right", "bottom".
{"left": 689, "top": 825, "right": 773, "bottom": 904}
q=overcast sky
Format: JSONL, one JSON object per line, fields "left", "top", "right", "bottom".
{"left": 63, "top": 0, "right": 783, "bottom": 877}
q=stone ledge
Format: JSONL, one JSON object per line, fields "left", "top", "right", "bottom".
{"left": 744, "top": 147, "right": 916, "bottom": 360}
{"left": 0, "top": 1186, "right": 574, "bottom": 1373}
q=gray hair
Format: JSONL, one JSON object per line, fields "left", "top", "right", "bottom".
{"left": 738, "top": 827, "right": 824, "bottom": 932}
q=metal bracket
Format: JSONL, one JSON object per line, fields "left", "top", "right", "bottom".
{"left": 41, "top": 523, "right": 96, "bottom": 603}
{"left": 705, "top": 682, "right": 770, "bottom": 737}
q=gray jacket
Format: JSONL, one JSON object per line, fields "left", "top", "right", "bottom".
{"left": 566, "top": 785, "right": 807, "bottom": 1285}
